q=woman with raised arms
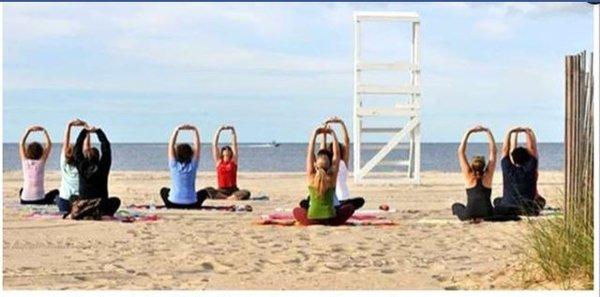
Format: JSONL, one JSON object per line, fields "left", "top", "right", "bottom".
{"left": 293, "top": 126, "right": 356, "bottom": 226}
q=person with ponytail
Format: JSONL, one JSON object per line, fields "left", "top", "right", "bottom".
{"left": 451, "top": 125, "right": 497, "bottom": 222}
{"left": 292, "top": 126, "right": 355, "bottom": 226}
{"left": 297, "top": 116, "right": 364, "bottom": 211}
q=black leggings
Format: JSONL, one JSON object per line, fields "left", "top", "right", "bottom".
{"left": 160, "top": 187, "right": 208, "bottom": 209}
{"left": 19, "top": 188, "right": 59, "bottom": 205}
{"left": 451, "top": 203, "right": 521, "bottom": 222}
{"left": 493, "top": 196, "right": 546, "bottom": 216}
{"left": 299, "top": 197, "right": 365, "bottom": 210}
{"left": 451, "top": 203, "right": 472, "bottom": 221}
{"left": 100, "top": 197, "right": 121, "bottom": 216}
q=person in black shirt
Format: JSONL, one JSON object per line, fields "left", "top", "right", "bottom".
{"left": 73, "top": 126, "right": 120, "bottom": 216}
{"left": 451, "top": 125, "right": 496, "bottom": 222}
{"left": 494, "top": 126, "right": 545, "bottom": 216}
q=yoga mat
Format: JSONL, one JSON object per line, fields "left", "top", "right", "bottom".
{"left": 274, "top": 208, "right": 397, "bottom": 214}
{"left": 127, "top": 204, "right": 253, "bottom": 212}
{"left": 23, "top": 209, "right": 160, "bottom": 223}
{"left": 256, "top": 211, "right": 395, "bottom": 226}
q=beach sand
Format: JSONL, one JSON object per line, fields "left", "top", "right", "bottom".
{"left": 3, "top": 170, "right": 564, "bottom": 290}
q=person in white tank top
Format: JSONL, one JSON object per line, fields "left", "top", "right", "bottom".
{"left": 298, "top": 117, "right": 365, "bottom": 210}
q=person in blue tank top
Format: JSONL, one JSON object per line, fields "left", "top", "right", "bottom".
{"left": 159, "top": 124, "right": 208, "bottom": 209}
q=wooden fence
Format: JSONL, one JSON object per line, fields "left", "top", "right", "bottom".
{"left": 564, "top": 51, "right": 594, "bottom": 230}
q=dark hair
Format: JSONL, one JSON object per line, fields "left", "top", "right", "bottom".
{"left": 327, "top": 142, "right": 345, "bottom": 161}
{"left": 84, "top": 147, "right": 100, "bottom": 163}
{"left": 316, "top": 148, "right": 333, "bottom": 164}
{"left": 26, "top": 142, "right": 44, "bottom": 160}
{"left": 64, "top": 146, "right": 75, "bottom": 165}
{"left": 221, "top": 145, "right": 233, "bottom": 157}
{"left": 175, "top": 143, "right": 193, "bottom": 164}
{"left": 511, "top": 147, "right": 532, "bottom": 165}
{"left": 471, "top": 156, "right": 486, "bottom": 179}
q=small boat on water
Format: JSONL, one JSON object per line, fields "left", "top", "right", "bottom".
{"left": 242, "top": 141, "right": 280, "bottom": 148}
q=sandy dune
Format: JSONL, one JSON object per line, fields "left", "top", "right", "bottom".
{"left": 3, "top": 170, "right": 564, "bottom": 289}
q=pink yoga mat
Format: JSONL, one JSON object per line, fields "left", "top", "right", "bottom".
{"left": 265, "top": 211, "right": 379, "bottom": 221}
{"left": 257, "top": 211, "right": 395, "bottom": 226}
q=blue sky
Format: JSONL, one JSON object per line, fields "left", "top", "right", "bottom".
{"left": 2, "top": 2, "right": 593, "bottom": 143}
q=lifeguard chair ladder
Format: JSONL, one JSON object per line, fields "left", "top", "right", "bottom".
{"left": 353, "top": 11, "right": 421, "bottom": 184}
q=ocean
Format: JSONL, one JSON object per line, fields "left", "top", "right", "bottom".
{"left": 3, "top": 143, "right": 564, "bottom": 172}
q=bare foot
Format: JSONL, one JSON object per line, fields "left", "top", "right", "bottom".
{"left": 471, "top": 218, "right": 483, "bottom": 224}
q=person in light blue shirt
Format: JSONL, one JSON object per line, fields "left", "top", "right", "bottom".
{"left": 57, "top": 118, "right": 91, "bottom": 213}
{"left": 160, "top": 124, "right": 208, "bottom": 208}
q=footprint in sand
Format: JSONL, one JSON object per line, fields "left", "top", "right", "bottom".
{"left": 324, "top": 262, "right": 347, "bottom": 271}
{"left": 200, "top": 262, "right": 214, "bottom": 272}
{"left": 74, "top": 275, "right": 88, "bottom": 281}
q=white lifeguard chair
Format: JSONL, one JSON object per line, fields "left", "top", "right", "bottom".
{"left": 353, "top": 11, "right": 421, "bottom": 184}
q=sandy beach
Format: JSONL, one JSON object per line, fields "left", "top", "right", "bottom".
{"left": 3, "top": 170, "right": 564, "bottom": 290}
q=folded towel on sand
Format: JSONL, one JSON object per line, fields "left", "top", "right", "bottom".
{"left": 256, "top": 211, "right": 395, "bottom": 226}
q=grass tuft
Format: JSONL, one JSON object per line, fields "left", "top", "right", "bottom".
{"left": 521, "top": 214, "right": 593, "bottom": 289}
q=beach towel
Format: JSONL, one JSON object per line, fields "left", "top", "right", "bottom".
{"left": 256, "top": 210, "right": 395, "bottom": 226}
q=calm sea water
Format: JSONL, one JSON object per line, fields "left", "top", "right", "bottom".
{"left": 3, "top": 143, "right": 564, "bottom": 172}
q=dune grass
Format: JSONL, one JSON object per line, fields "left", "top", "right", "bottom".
{"left": 520, "top": 212, "right": 594, "bottom": 289}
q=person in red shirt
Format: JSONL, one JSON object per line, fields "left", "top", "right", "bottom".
{"left": 203, "top": 125, "right": 251, "bottom": 200}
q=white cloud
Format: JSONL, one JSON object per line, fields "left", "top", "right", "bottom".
{"left": 437, "top": 2, "right": 590, "bottom": 17}
{"left": 3, "top": 15, "right": 82, "bottom": 41}
{"left": 473, "top": 18, "right": 513, "bottom": 40}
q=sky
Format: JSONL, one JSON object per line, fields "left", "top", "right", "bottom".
{"left": 2, "top": 2, "right": 594, "bottom": 143}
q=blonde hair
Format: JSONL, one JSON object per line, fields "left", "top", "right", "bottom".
{"left": 471, "top": 156, "right": 486, "bottom": 179}
{"left": 313, "top": 166, "right": 333, "bottom": 197}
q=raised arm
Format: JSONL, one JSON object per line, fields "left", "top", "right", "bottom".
{"left": 337, "top": 120, "right": 350, "bottom": 164}
{"left": 306, "top": 127, "right": 320, "bottom": 177}
{"left": 329, "top": 129, "right": 341, "bottom": 171}
{"left": 212, "top": 126, "right": 224, "bottom": 164}
{"left": 73, "top": 129, "right": 88, "bottom": 165}
{"left": 95, "top": 128, "right": 111, "bottom": 167}
{"left": 523, "top": 127, "right": 538, "bottom": 158}
{"left": 510, "top": 131, "right": 518, "bottom": 154}
{"left": 84, "top": 131, "right": 92, "bottom": 152}
{"left": 40, "top": 128, "right": 52, "bottom": 162}
{"left": 502, "top": 127, "right": 525, "bottom": 158}
{"left": 325, "top": 117, "right": 350, "bottom": 164}
{"left": 63, "top": 122, "right": 74, "bottom": 155}
{"left": 483, "top": 128, "right": 497, "bottom": 174}
{"left": 458, "top": 127, "right": 476, "bottom": 174}
{"left": 63, "top": 119, "right": 87, "bottom": 154}
{"left": 230, "top": 126, "right": 238, "bottom": 163}
{"left": 168, "top": 126, "right": 181, "bottom": 160}
{"left": 190, "top": 125, "right": 201, "bottom": 161}
{"left": 319, "top": 128, "right": 328, "bottom": 151}
{"left": 19, "top": 126, "right": 35, "bottom": 160}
